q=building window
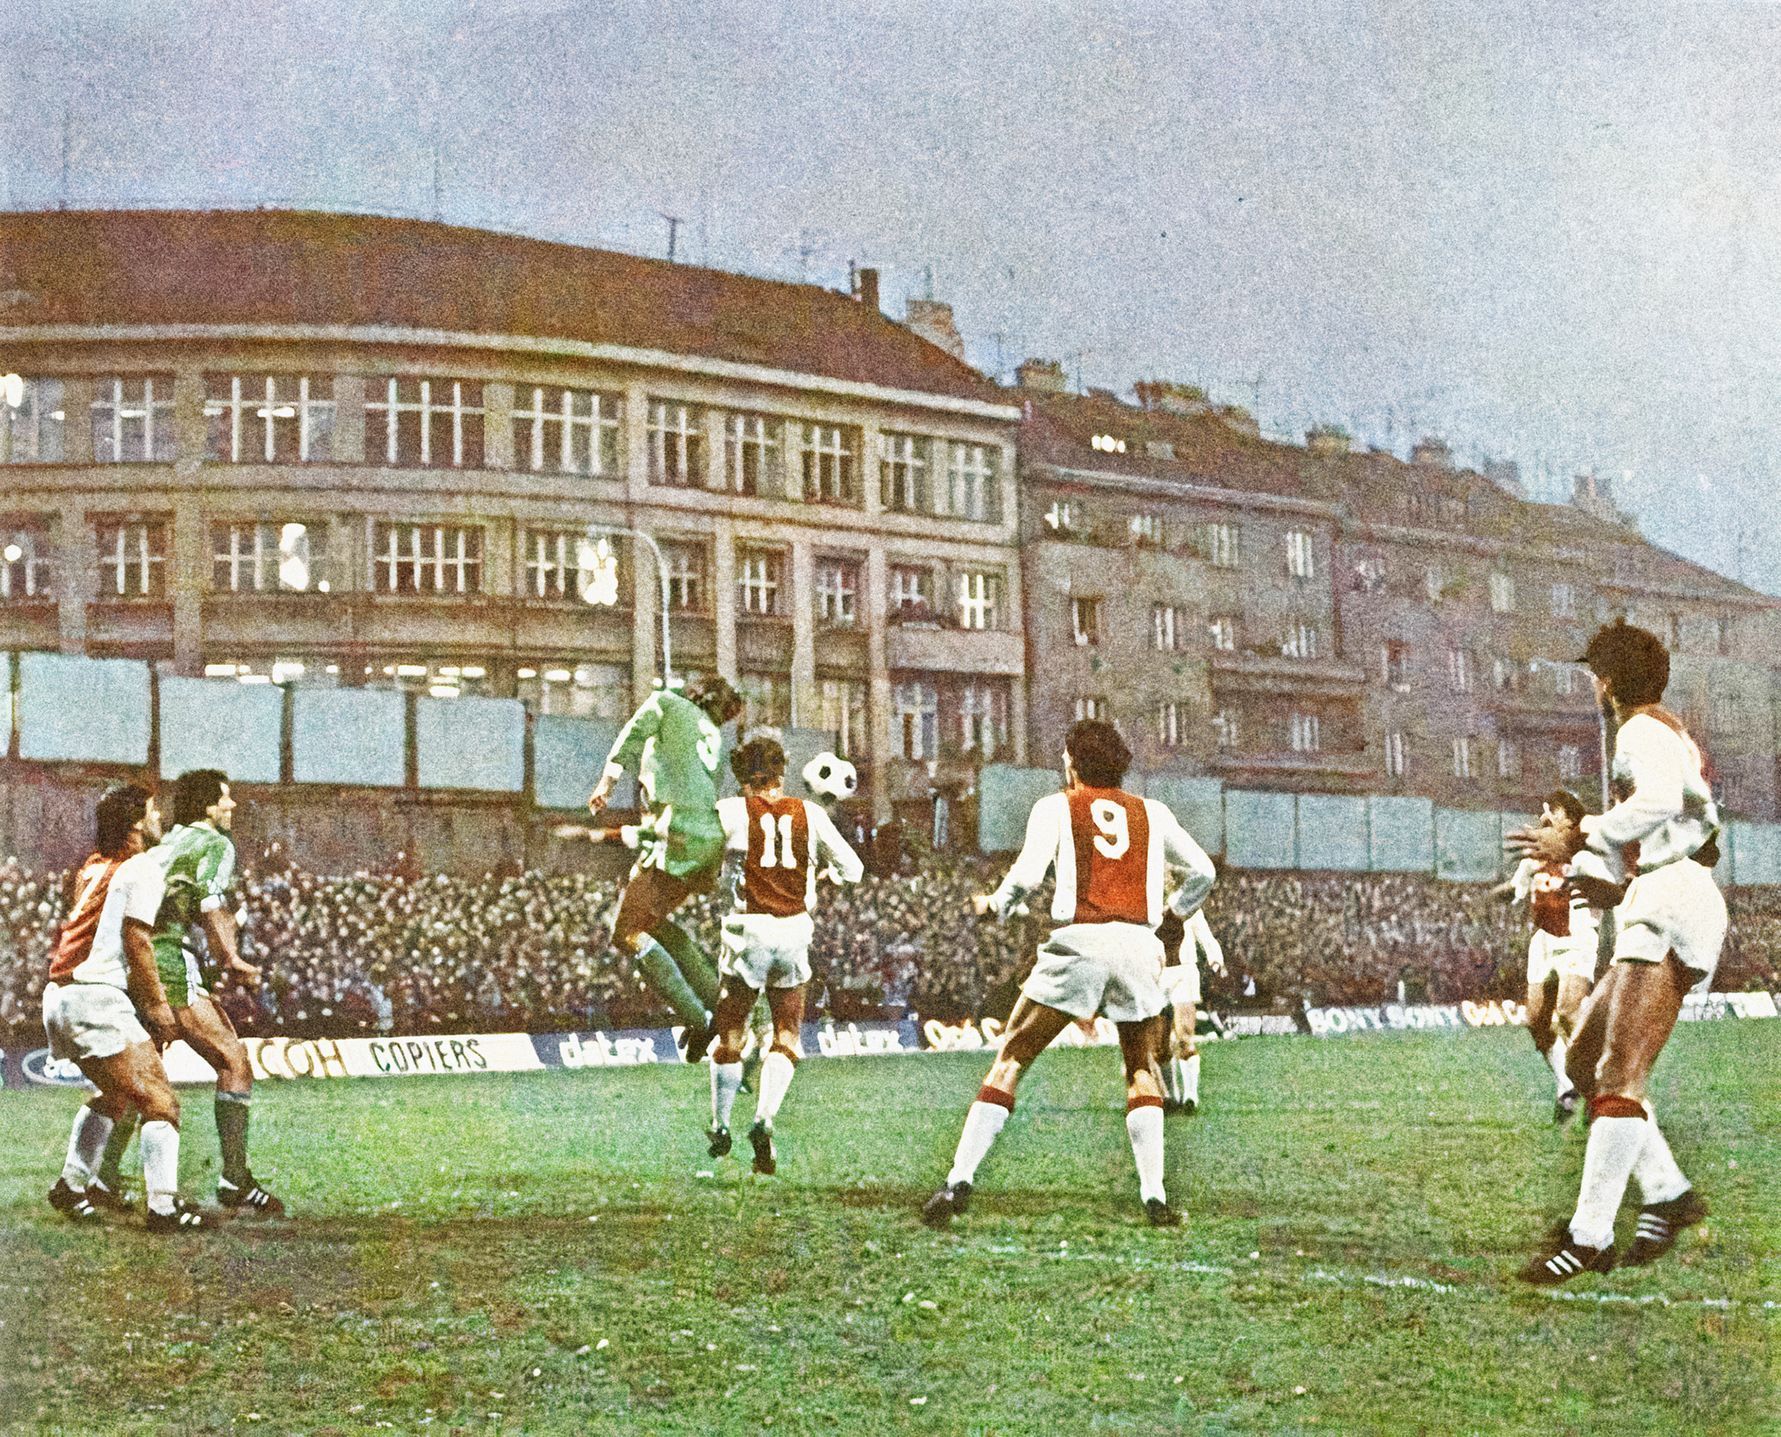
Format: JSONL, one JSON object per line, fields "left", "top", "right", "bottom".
{"left": 1425, "top": 565, "right": 1448, "bottom": 604}
{"left": 1283, "top": 622, "right": 1319, "bottom": 660}
{"left": 1351, "top": 554, "right": 1387, "bottom": 593}
{"left": 1558, "top": 744, "right": 1583, "bottom": 782}
{"left": 365, "top": 659, "right": 494, "bottom": 699}
{"left": 801, "top": 424, "right": 858, "bottom": 504}
{"left": 513, "top": 386, "right": 621, "bottom": 477}
{"left": 524, "top": 529, "right": 621, "bottom": 602}
{"left": 723, "top": 413, "right": 781, "bottom": 495}
{"left": 1447, "top": 647, "right": 1472, "bottom": 694}
{"left": 1452, "top": 736, "right": 1473, "bottom": 779}
{"left": 1492, "top": 656, "right": 1521, "bottom": 693}
{"left": 1208, "top": 614, "right": 1238, "bottom": 652}
{"left": 1497, "top": 737, "right": 1522, "bottom": 781}
{"left": 1213, "top": 708, "right": 1240, "bottom": 750}
{"left": 1200, "top": 522, "right": 1241, "bottom": 568}
{"left": 515, "top": 662, "right": 629, "bottom": 719}
{"left": 0, "top": 523, "right": 52, "bottom": 600}
{"left": 820, "top": 677, "right": 867, "bottom": 756}
{"left": 659, "top": 540, "right": 707, "bottom": 612}
{"left": 365, "top": 378, "right": 484, "bottom": 468}
{"left": 1551, "top": 581, "right": 1576, "bottom": 619}
{"left": 1714, "top": 615, "right": 1731, "bottom": 657}
{"left": 895, "top": 681, "right": 939, "bottom": 759}
{"left": 1, "top": 378, "right": 65, "bottom": 463}
{"left": 1385, "top": 729, "right": 1407, "bottom": 777}
{"left": 890, "top": 564, "right": 934, "bottom": 618}
{"left": 212, "top": 521, "right": 329, "bottom": 594}
{"left": 371, "top": 523, "right": 483, "bottom": 595}
{"left": 92, "top": 377, "right": 176, "bottom": 463}
{"left": 960, "top": 682, "right": 1008, "bottom": 758}
{"left": 1290, "top": 711, "right": 1322, "bottom": 753}
{"left": 1071, "top": 596, "right": 1100, "bottom": 647}
{"left": 1043, "top": 498, "right": 1079, "bottom": 534}
{"left": 1489, "top": 571, "right": 1516, "bottom": 614}
{"left": 1382, "top": 641, "right": 1410, "bottom": 691}
{"left": 1152, "top": 604, "right": 1187, "bottom": 652}
{"left": 816, "top": 558, "right": 859, "bottom": 626}
{"left": 736, "top": 548, "right": 784, "bottom": 616}
{"left": 1554, "top": 664, "right": 1576, "bottom": 697}
{"left": 1286, "top": 529, "right": 1316, "bottom": 579}
{"left": 204, "top": 375, "right": 335, "bottom": 463}
{"left": 205, "top": 657, "right": 337, "bottom": 688}
{"left": 956, "top": 571, "right": 1003, "bottom": 630}
{"left": 1074, "top": 695, "right": 1106, "bottom": 721}
{"left": 647, "top": 400, "right": 705, "bottom": 486}
{"left": 948, "top": 444, "right": 1000, "bottom": 522}
{"left": 1157, "top": 700, "right": 1187, "bottom": 749}
{"left": 1712, "top": 691, "right": 1745, "bottom": 732}
{"left": 880, "top": 433, "right": 930, "bottom": 513}
{"left": 1130, "top": 512, "right": 1164, "bottom": 546}
{"left": 95, "top": 520, "right": 167, "bottom": 598}
{"left": 738, "top": 671, "right": 791, "bottom": 728}
{"left": 1666, "top": 613, "right": 1684, "bottom": 650}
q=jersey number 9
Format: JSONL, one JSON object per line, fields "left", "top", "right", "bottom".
{"left": 1090, "top": 799, "right": 1130, "bottom": 860}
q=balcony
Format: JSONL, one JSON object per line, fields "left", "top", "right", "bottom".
{"left": 1209, "top": 651, "right": 1367, "bottom": 697}
{"left": 1208, "top": 748, "right": 1376, "bottom": 781}
{"left": 885, "top": 623, "right": 1023, "bottom": 677}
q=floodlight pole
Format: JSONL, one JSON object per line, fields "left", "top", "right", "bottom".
{"left": 585, "top": 522, "right": 673, "bottom": 685}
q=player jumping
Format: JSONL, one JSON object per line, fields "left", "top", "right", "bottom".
{"left": 704, "top": 737, "right": 863, "bottom": 1173}
{"left": 586, "top": 675, "right": 744, "bottom": 1061}
{"left": 922, "top": 720, "right": 1216, "bottom": 1229}
{"left": 1512, "top": 621, "right": 1724, "bottom": 1283}
{"left": 1155, "top": 907, "right": 1225, "bottom": 1114}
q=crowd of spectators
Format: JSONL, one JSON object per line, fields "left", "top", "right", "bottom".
{"left": 2, "top": 847, "right": 1776, "bottom": 1045}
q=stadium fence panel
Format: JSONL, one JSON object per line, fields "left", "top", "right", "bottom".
{"left": 416, "top": 695, "right": 526, "bottom": 793}
{"left": 1225, "top": 789, "right": 1297, "bottom": 869}
{"left": 1367, "top": 795, "right": 1434, "bottom": 871}
{"left": 291, "top": 689, "right": 406, "bottom": 787}
{"left": 1295, "top": 793, "right": 1371, "bottom": 871}
{"left": 158, "top": 676, "right": 284, "bottom": 783}
{"left": 16, "top": 653, "right": 151, "bottom": 765}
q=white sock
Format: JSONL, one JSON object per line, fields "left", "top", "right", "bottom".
{"left": 1183, "top": 1053, "right": 1201, "bottom": 1105}
{"left": 1546, "top": 1035, "right": 1572, "bottom": 1095}
{"left": 1126, "top": 1105, "right": 1167, "bottom": 1205}
{"left": 710, "top": 1062, "right": 742, "bottom": 1130}
{"left": 755, "top": 1051, "right": 796, "bottom": 1124}
{"left": 139, "top": 1119, "right": 181, "bottom": 1217}
{"left": 1569, "top": 1114, "right": 1646, "bottom": 1249}
{"left": 62, "top": 1105, "right": 114, "bottom": 1188}
{"left": 947, "top": 1099, "right": 1010, "bottom": 1187}
{"left": 1161, "top": 1058, "right": 1179, "bottom": 1103}
{"left": 1632, "top": 1112, "right": 1691, "bottom": 1206}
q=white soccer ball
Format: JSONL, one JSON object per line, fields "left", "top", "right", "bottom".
{"left": 803, "top": 752, "right": 858, "bottom": 800}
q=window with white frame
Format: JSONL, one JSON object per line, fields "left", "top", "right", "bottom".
{"left": 948, "top": 443, "right": 999, "bottom": 521}
{"left": 1382, "top": 640, "right": 1410, "bottom": 691}
{"left": 1130, "top": 511, "right": 1164, "bottom": 546}
{"left": 894, "top": 681, "right": 939, "bottom": 759}
{"left": 1200, "top": 521, "right": 1241, "bottom": 567}
{"left": 1385, "top": 729, "right": 1407, "bottom": 777}
{"left": 1554, "top": 664, "right": 1576, "bottom": 697}
{"left": 647, "top": 399, "right": 705, "bottom": 486}
{"left": 515, "top": 661, "right": 629, "bottom": 719}
{"left": 1213, "top": 707, "right": 1240, "bottom": 750}
{"left": 820, "top": 677, "right": 867, "bottom": 756}
{"left": 371, "top": 522, "right": 483, "bottom": 595}
{"left": 890, "top": 564, "right": 933, "bottom": 617}
{"left": 0, "top": 522, "right": 52, "bottom": 600}
{"left": 1489, "top": 571, "right": 1516, "bottom": 613}
{"left": 1283, "top": 621, "right": 1319, "bottom": 660}
{"left": 1492, "top": 655, "right": 1520, "bottom": 692}
{"left": 956, "top": 570, "right": 1002, "bottom": 630}
{"left": 738, "top": 671, "right": 791, "bottom": 728}
{"left": 1043, "top": 498, "right": 1078, "bottom": 534}
{"left": 1425, "top": 564, "right": 1447, "bottom": 604}
{"left": 1074, "top": 695, "right": 1106, "bottom": 721}
{"left": 1286, "top": 529, "right": 1316, "bottom": 579}
{"left": 659, "top": 540, "right": 707, "bottom": 612}
{"left": 1208, "top": 614, "right": 1238, "bottom": 652}
{"left": 1071, "top": 596, "right": 1100, "bottom": 646}
{"left": 92, "top": 377, "right": 176, "bottom": 463}
{"left": 1447, "top": 646, "right": 1472, "bottom": 693}
{"left": 524, "top": 528, "right": 621, "bottom": 602}
{"left": 1157, "top": 700, "right": 1187, "bottom": 748}
{"left": 816, "top": 557, "right": 859, "bottom": 625}
{"left": 1152, "top": 603, "right": 1187, "bottom": 652}
{"left": 95, "top": 520, "right": 167, "bottom": 598}
{"left": 1497, "top": 737, "right": 1522, "bottom": 781}
{"left": 1289, "top": 711, "right": 1322, "bottom": 753}
{"left": 212, "top": 521, "right": 329, "bottom": 594}
{"left": 1558, "top": 744, "right": 1583, "bottom": 782}
{"left": 1550, "top": 581, "right": 1576, "bottom": 619}
{"left": 512, "top": 386, "right": 621, "bottom": 477}
{"left": 880, "top": 433, "right": 930, "bottom": 513}
{"left": 1452, "top": 736, "right": 1473, "bottom": 779}
{"left": 365, "top": 378, "right": 484, "bottom": 468}
{"left": 204, "top": 375, "right": 335, "bottom": 463}
{"left": 723, "top": 413, "right": 781, "bottom": 495}
{"left": 960, "top": 682, "right": 1007, "bottom": 758}
{"left": 801, "top": 423, "right": 858, "bottom": 504}
{"left": 0, "top": 378, "right": 65, "bottom": 463}
{"left": 736, "top": 548, "right": 784, "bottom": 616}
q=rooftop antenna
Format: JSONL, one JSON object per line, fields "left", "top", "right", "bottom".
{"left": 794, "top": 228, "right": 820, "bottom": 280}
{"left": 430, "top": 139, "right": 443, "bottom": 223}
{"left": 59, "top": 103, "right": 72, "bottom": 210}
{"left": 661, "top": 213, "right": 684, "bottom": 263}
{"left": 924, "top": 264, "right": 935, "bottom": 301}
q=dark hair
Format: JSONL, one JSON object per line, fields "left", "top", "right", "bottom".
{"left": 94, "top": 783, "right": 151, "bottom": 858}
{"left": 685, "top": 673, "right": 744, "bottom": 724}
{"left": 171, "top": 769, "right": 228, "bottom": 827}
{"left": 1065, "top": 719, "right": 1131, "bottom": 788}
{"left": 730, "top": 737, "right": 786, "bottom": 789}
{"left": 1580, "top": 620, "right": 1668, "bottom": 708}
{"left": 1543, "top": 788, "right": 1586, "bottom": 827}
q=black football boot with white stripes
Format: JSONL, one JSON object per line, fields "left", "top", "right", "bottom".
{"left": 217, "top": 1174, "right": 287, "bottom": 1218}
{"left": 1519, "top": 1229, "right": 1615, "bottom": 1285}
{"left": 1624, "top": 1190, "right": 1708, "bottom": 1266}
{"left": 145, "top": 1199, "right": 210, "bottom": 1234}
{"left": 47, "top": 1178, "right": 103, "bottom": 1224}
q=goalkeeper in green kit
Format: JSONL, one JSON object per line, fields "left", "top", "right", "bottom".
{"left": 586, "top": 675, "right": 744, "bottom": 1061}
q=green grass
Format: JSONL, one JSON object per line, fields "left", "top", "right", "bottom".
{"left": 1, "top": 1025, "right": 1778, "bottom": 1435}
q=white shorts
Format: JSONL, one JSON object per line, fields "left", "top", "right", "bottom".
{"left": 1021, "top": 922, "right": 1167, "bottom": 1024}
{"left": 1526, "top": 931, "right": 1596, "bottom": 986}
{"left": 42, "top": 982, "right": 149, "bottom": 1064}
{"left": 1614, "top": 860, "right": 1727, "bottom": 985}
{"left": 719, "top": 911, "right": 815, "bottom": 991}
{"left": 1161, "top": 962, "right": 1201, "bottom": 1008}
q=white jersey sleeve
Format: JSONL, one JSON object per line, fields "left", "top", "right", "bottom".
{"left": 989, "top": 792, "right": 1066, "bottom": 918}
{"left": 1580, "top": 713, "right": 1719, "bottom": 869}
{"left": 805, "top": 801, "right": 864, "bottom": 886}
{"left": 716, "top": 796, "right": 750, "bottom": 852}
{"left": 1152, "top": 802, "right": 1215, "bottom": 919}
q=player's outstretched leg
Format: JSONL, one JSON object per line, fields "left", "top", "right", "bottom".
{"left": 177, "top": 994, "right": 284, "bottom": 1216}
{"left": 1118, "top": 1014, "right": 1179, "bottom": 1226}
{"left": 49, "top": 1094, "right": 126, "bottom": 1223}
{"left": 707, "top": 979, "right": 760, "bottom": 1158}
{"left": 612, "top": 870, "right": 717, "bottom": 1061}
{"left": 1623, "top": 1105, "right": 1707, "bottom": 1266}
{"left": 746, "top": 986, "right": 807, "bottom": 1176}
{"left": 651, "top": 920, "right": 723, "bottom": 1013}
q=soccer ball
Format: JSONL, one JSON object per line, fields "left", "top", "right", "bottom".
{"left": 803, "top": 752, "right": 858, "bottom": 800}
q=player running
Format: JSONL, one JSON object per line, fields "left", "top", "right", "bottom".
{"left": 1512, "top": 621, "right": 1724, "bottom": 1283}
{"left": 586, "top": 675, "right": 745, "bottom": 1061}
{"left": 704, "top": 737, "right": 863, "bottom": 1173}
{"left": 42, "top": 783, "right": 207, "bottom": 1232}
{"left": 1155, "top": 907, "right": 1225, "bottom": 1115}
{"left": 922, "top": 720, "right": 1216, "bottom": 1229}
{"left": 1492, "top": 788, "right": 1618, "bottom": 1122}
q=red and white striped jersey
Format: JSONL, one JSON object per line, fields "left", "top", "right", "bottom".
{"left": 717, "top": 793, "right": 864, "bottom": 918}
{"left": 49, "top": 852, "right": 126, "bottom": 983}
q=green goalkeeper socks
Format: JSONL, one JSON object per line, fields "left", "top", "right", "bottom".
{"left": 635, "top": 937, "right": 711, "bottom": 1027}
{"left": 648, "top": 920, "right": 723, "bottom": 1011}
{"left": 215, "top": 1091, "right": 252, "bottom": 1188}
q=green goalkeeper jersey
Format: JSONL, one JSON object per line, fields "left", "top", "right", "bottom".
{"left": 146, "top": 821, "right": 237, "bottom": 992}
{"left": 605, "top": 689, "right": 726, "bottom": 878}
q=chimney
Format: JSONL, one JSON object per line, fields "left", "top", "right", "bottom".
{"left": 1134, "top": 380, "right": 1209, "bottom": 416}
{"left": 904, "top": 298, "right": 965, "bottom": 360}
{"left": 856, "top": 267, "right": 880, "bottom": 312}
{"left": 1411, "top": 436, "right": 1454, "bottom": 470}
{"left": 1482, "top": 458, "right": 1524, "bottom": 497}
{"left": 1305, "top": 424, "right": 1351, "bottom": 456}
{"left": 1015, "top": 358, "right": 1068, "bottom": 393}
{"left": 1215, "top": 404, "right": 1259, "bottom": 436}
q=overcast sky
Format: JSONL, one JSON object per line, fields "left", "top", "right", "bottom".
{"left": 6, "top": 0, "right": 1780, "bottom": 591}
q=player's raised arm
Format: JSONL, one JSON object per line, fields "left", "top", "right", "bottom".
{"left": 807, "top": 802, "right": 864, "bottom": 886}
{"left": 590, "top": 692, "right": 666, "bottom": 812}
{"left": 975, "top": 793, "right": 1063, "bottom": 917}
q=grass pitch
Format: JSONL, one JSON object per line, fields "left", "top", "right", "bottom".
{"left": 0, "top": 1024, "right": 1777, "bottom": 1436}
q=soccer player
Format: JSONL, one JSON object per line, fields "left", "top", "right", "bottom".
{"left": 587, "top": 675, "right": 744, "bottom": 1061}
{"left": 1513, "top": 621, "right": 1724, "bottom": 1283}
{"left": 95, "top": 769, "right": 284, "bottom": 1217}
{"left": 704, "top": 736, "right": 863, "bottom": 1172}
{"left": 922, "top": 720, "right": 1217, "bottom": 1228}
{"left": 1155, "top": 907, "right": 1225, "bottom": 1115}
{"left": 42, "top": 783, "right": 207, "bottom": 1232}
{"left": 1492, "top": 788, "right": 1616, "bottom": 1121}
